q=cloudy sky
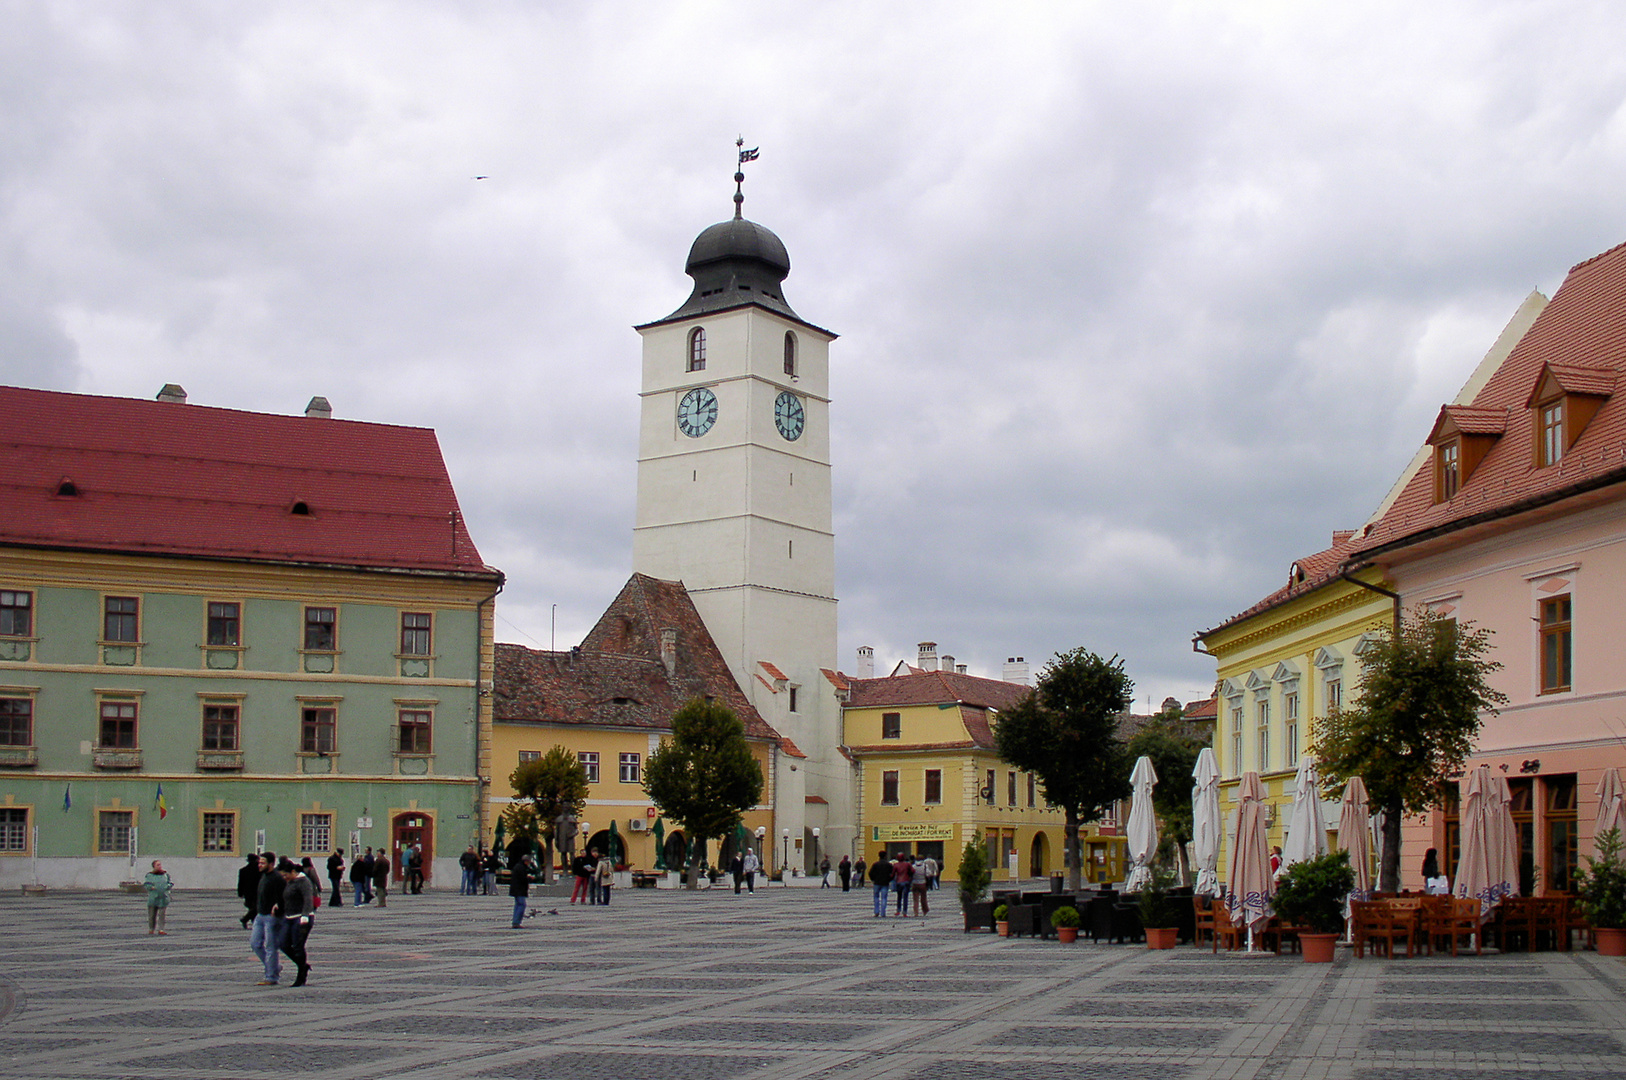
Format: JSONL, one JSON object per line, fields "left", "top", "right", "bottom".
{"left": 6, "top": 1, "right": 1626, "bottom": 708}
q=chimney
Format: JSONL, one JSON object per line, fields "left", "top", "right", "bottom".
{"left": 156, "top": 384, "right": 187, "bottom": 404}
{"left": 305, "top": 396, "right": 333, "bottom": 419}
{"left": 941, "top": 654, "right": 954, "bottom": 672}
{"left": 659, "top": 629, "right": 678, "bottom": 677}
{"left": 856, "top": 646, "right": 874, "bottom": 679}
{"left": 956, "top": 664, "right": 967, "bottom": 674}
{"left": 1002, "top": 656, "right": 1030, "bottom": 685}
{"left": 917, "top": 642, "right": 937, "bottom": 671}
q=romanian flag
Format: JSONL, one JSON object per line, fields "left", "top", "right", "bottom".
{"left": 156, "top": 784, "right": 168, "bottom": 820}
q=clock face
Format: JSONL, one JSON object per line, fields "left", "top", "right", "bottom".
{"left": 774, "top": 391, "right": 805, "bottom": 441}
{"left": 677, "top": 387, "right": 718, "bottom": 437}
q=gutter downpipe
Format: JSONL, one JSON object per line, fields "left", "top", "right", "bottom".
{"left": 475, "top": 576, "right": 506, "bottom": 850}
{"left": 1339, "top": 569, "right": 1401, "bottom": 637}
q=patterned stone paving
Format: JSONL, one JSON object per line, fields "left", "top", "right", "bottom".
{"left": 1, "top": 885, "right": 1625, "bottom": 1079}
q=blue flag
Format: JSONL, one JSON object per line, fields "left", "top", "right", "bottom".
{"left": 63, "top": 784, "right": 71, "bottom": 811}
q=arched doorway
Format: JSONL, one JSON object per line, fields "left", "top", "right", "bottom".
{"left": 663, "top": 831, "right": 686, "bottom": 870}
{"left": 1029, "top": 832, "right": 1049, "bottom": 877}
{"left": 586, "top": 830, "right": 620, "bottom": 865}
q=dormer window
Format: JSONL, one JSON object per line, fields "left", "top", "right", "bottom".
{"left": 1526, "top": 362, "right": 1613, "bottom": 469}
{"left": 1427, "top": 405, "right": 1505, "bottom": 504}
{"left": 687, "top": 327, "right": 706, "bottom": 372}
{"left": 1438, "top": 439, "right": 1460, "bottom": 499}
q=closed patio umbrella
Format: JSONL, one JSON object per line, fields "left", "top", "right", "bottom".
{"left": 1280, "top": 756, "right": 1328, "bottom": 872}
{"left": 1488, "top": 772, "right": 1521, "bottom": 904}
{"left": 1226, "top": 770, "right": 1273, "bottom": 942}
{"left": 1191, "top": 748, "right": 1222, "bottom": 897}
{"left": 1124, "top": 755, "right": 1159, "bottom": 891}
{"left": 1596, "top": 768, "right": 1626, "bottom": 839}
{"left": 1454, "top": 765, "right": 1494, "bottom": 920}
{"left": 1337, "top": 776, "right": 1372, "bottom": 926}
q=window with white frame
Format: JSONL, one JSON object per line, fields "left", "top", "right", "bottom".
{"left": 1256, "top": 699, "right": 1270, "bottom": 773}
{"left": 98, "top": 810, "right": 133, "bottom": 854}
{"left": 202, "top": 811, "right": 236, "bottom": 853}
{"left": 579, "top": 751, "right": 599, "bottom": 783}
{"left": 619, "top": 752, "right": 641, "bottom": 783}
{"left": 0, "top": 590, "right": 32, "bottom": 637}
{"left": 518, "top": 750, "right": 541, "bottom": 763}
{"left": 0, "top": 807, "right": 27, "bottom": 852}
{"left": 1230, "top": 705, "right": 1244, "bottom": 775}
{"left": 299, "top": 812, "right": 333, "bottom": 854}
{"left": 1284, "top": 691, "right": 1300, "bottom": 764}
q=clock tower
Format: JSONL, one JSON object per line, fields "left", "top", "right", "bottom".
{"left": 632, "top": 174, "right": 848, "bottom": 868}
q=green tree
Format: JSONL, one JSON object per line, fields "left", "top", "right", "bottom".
{"left": 642, "top": 698, "right": 765, "bottom": 890}
{"left": 508, "top": 745, "right": 590, "bottom": 884}
{"left": 957, "top": 839, "right": 992, "bottom": 908}
{"left": 995, "top": 648, "right": 1134, "bottom": 891}
{"left": 1125, "top": 713, "right": 1208, "bottom": 871}
{"left": 1315, "top": 611, "right": 1506, "bottom": 893}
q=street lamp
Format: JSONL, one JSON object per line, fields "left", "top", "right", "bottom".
{"left": 781, "top": 828, "right": 790, "bottom": 876}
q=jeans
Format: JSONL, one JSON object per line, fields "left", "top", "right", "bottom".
{"left": 250, "top": 914, "right": 285, "bottom": 982}
{"left": 872, "top": 881, "right": 889, "bottom": 916}
{"left": 460, "top": 869, "right": 477, "bottom": 895}
{"left": 483, "top": 871, "right": 496, "bottom": 894}
{"left": 894, "top": 883, "right": 909, "bottom": 914}
{"left": 512, "top": 895, "right": 527, "bottom": 926}
{"left": 329, "top": 875, "right": 344, "bottom": 906}
{"left": 353, "top": 881, "right": 367, "bottom": 906}
{"left": 599, "top": 883, "right": 611, "bottom": 906}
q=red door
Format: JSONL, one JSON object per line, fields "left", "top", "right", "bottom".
{"left": 393, "top": 813, "right": 433, "bottom": 884}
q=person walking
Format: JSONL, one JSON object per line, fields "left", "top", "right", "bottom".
{"left": 570, "top": 850, "right": 591, "bottom": 905}
{"left": 372, "top": 847, "right": 390, "bottom": 908}
{"left": 853, "top": 856, "right": 866, "bottom": 895}
{"left": 326, "top": 849, "right": 345, "bottom": 907}
{"left": 351, "top": 849, "right": 372, "bottom": 906}
{"left": 459, "top": 846, "right": 480, "bottom": 895}
{"left": 249, "top": 852, "right": 284, "bottom": 985}
{"left": 911, "top": 857, "right": 930, "bottom": 916}
{"left": 730, "top": 852, "right": 746, "bottom": 894}
{"left": 407, "top": 844, "right": 425, "bottom": 894}
{"left": 892, "top": 853, "right": 913, "bottom": 917}
{"left": 742, "top": 848, "right": 760, "bottom": 894}
{"left": 838, "top": 855, "right": 852, "bottom": 892}
{"left": 920, "top": 854, "right": 938, "bottom": 893}
{"left": 820, "top": 855, "right": 831, "bottom": 888}
{"left": 482, "top": 847, "right": 500, "bottom": 895}
{"left": 868, "top": 850, "right": 892, "bottom": 917}
{"left": 595, "top": 849, "right": 615, "bottom": 907}
{"left": 143, "top": 859, "right": 173, "bottom": 935}
{"left": 278, "top": 859, "right": 314, "bottom": 987}
{"left": 236, "top": 852, "right": 261, "bottom": 928}
{"left": 509, "top": 854, "right": 533, "bottom": 927}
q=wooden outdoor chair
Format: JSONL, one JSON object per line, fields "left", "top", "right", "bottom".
{"left": 1529, "top": 896, "right": 1570, "bottom": 952}
{"left": 1211, "top": 901, "right": 1246, "bottom": 953}
{"left": 1497, "top": 897, "right": 1535, "bottom": 952}
{"left": 1351, "top": 900, "right": 1415, "bottom": 958}
{"left": 1423, "top": 897, "right": 1481, "bottom": 957}
{"left": 1192, "top": 895, "right": 1217, "bottom": 949}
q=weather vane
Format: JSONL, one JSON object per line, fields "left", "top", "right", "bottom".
{"left": 734, "top": 136, "right": 759, "bottom": 220}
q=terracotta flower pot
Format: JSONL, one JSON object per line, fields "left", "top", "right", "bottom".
{"left": 1596, "top": 926, "right": 1626, "bottom": 957}
{"left": 1145, "top": 926, "right": 1178, "bottom": 949}
{"left": 1056, "top": 927, "right": 1078, "bottom": 943}
{"left": 996, "top": 921, "right": 1009, "bottom": 937}
{"left": 1299, "top": 931, "right": 1339, "bottom": 963}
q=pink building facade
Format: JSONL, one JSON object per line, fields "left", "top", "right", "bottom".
{"left": 1349, "top": 240, "right": 1626, "bottom": 896}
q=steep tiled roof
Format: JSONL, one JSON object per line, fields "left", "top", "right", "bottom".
{"left": 494, "top": 573, "right": 783, "bottom": 744}
{"left": 1354, "top": 240, "right": 1626, "bottom": 557}
{"left": 0, "top": 385, "right": 495, "bottom": 576}
{"left": 843, "top": 669, "right": 1032, "bottom": 713}
{"left": 1198, "top": 531, "right": 1363, "bottom": 639}
{"left": 1431, "top": 405, "right": 1508, "bottom": 438}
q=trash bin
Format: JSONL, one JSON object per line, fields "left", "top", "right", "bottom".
{"left": 1050, "top": 873, "right": 1066, "bottom": 894}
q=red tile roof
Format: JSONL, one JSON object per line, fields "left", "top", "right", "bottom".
{"left": 494, "top": 573, "right": 785, "bottom": 745}
{"left": 839, "top": 669, "right": 1032, "bottom": 751}
{"left": 1430, "top": 405, "right": 1507, "bottom": 439}
{"left": 1183, "top": 696, "right": 1218, "bottom": 722}
{"left": 1354, "top": 240, "right": 1626, "bottom": 559}
{"left": 1199, "top": 531, "right": 1363, "bottom": 638}
{"left": 0, "top": 385, "right": 495, "bottom": 577}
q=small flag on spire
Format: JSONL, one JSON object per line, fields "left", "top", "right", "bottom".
{"left": 156, "top": 783, "right": 168, "bottom": 820}
{"left": 739, "top": 146, "right": 760, "bottom": 164}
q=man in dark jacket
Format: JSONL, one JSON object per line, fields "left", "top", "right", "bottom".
{"left": 868, "top": 850, "right": 893, "bottom": 917}
{"left": 250, "top": 852, "right": 285, "bottom": 985}
{"left": 729, "top": 852, "right": 745, "bottom": 894}
{"left": 278, "top": 859, "right": 314, "bottom": 986}
{"left": 236, "top": 852, "right": 261, "bottom": 928}
{"left": 326, "top": 849, "right": 345, "bottom": 907}
{"left": 459, "top": 846, "right": 480, "bottom": 895}
{"left": 351, "top": 849, "right": 373, "bottom": 906}
{"left": 509, "top": 854, "right": 533, "bottom": 927}
{"left": 372, "top": 848, "right": 390, "bottom": 907}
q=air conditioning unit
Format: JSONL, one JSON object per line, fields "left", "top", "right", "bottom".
{"left": 627, "top": 818, "right": 648, "bottom": 832}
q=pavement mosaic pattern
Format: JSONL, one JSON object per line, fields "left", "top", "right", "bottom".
{"left": 2, "top": 884, "right": 1625, "bottom": 1080}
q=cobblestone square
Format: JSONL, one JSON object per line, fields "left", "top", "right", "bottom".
{"left": 3, "top": 886, "right": 1625, "bottom": 1080}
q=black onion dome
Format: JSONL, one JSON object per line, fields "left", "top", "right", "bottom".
{"left": 662, "top": 217, "right": 799, "bottom": 322}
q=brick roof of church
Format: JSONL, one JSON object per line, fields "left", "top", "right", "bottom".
{"left": 1353, "top": 240, "right": 1626, "bottom": 558}
{"left": 493, "top": 573, "right": 784, "bottom": 745}
{"left": 0, "top": 385, "right": 496, "bottom": 577}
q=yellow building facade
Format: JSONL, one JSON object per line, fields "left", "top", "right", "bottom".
{"left": 836, "top": 664, "right": 1125, "bottom": 884}
{"left": 1197, "top": 536, "right": 1392, "bottom": 880}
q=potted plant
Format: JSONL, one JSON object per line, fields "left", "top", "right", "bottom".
{"left": 1578, "top": 828, "right": 1626, "bottom": 957}
{"left": 1270, "top": 849, "right": 1356, "bottom": 962}
{"left": 993, "top": 903, "right": 1010, "bottom": 937}
{"left": 1050, "top": 904, "right": 1081, "bottom": 943}
{"left": 1136, "top": 864, "right": 1180, "bottom": 949}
